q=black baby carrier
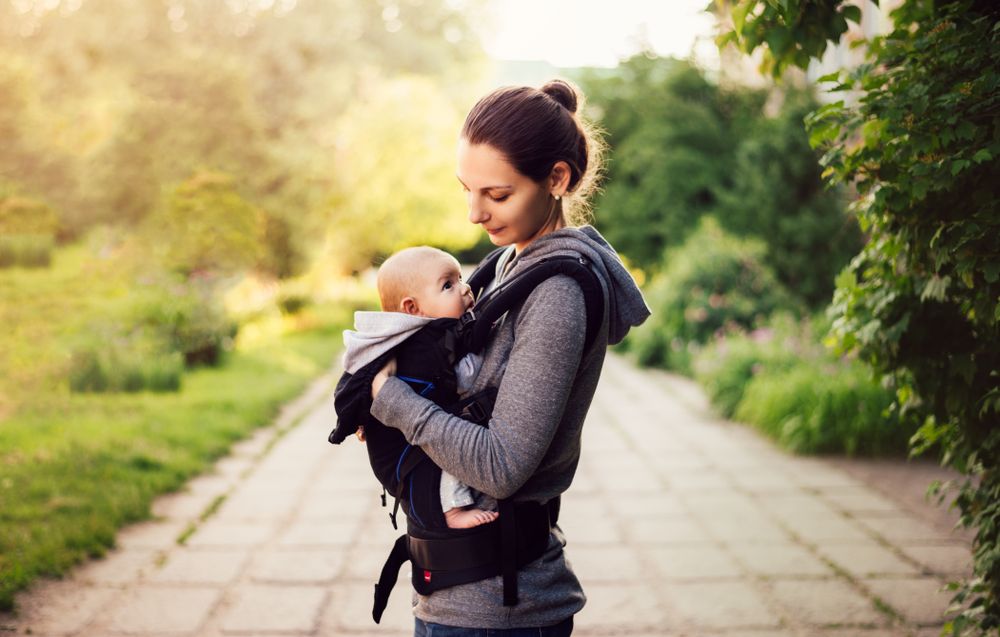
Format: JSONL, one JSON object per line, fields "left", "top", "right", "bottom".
{"left": 328, "top": 247, "right": 605, "bottom": 623}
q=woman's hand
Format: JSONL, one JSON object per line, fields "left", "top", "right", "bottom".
{"left": 371, "top": 358, "right": 397, "bottom": 400}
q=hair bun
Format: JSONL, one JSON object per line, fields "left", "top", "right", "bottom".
{"left": 541, "top": 79, "right": 578, "bottom": 114}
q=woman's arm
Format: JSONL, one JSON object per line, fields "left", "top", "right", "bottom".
{"left": 370, "top": 276, "right": 586, "bottom": 499}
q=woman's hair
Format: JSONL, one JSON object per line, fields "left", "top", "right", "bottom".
{"left": 461, "top": 79, "right": 606, "bottom": 226}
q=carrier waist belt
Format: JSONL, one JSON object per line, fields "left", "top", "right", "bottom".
{"left": 371, "top": 498, "right": 559, "bottom": 624}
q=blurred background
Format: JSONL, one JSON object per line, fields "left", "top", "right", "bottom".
{"left": 0, "top": 0, "right": 981, "bottom": 623}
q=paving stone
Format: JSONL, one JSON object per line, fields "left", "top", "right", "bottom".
{"left": 569, "top": 545, "right": 647, "bottom": 584}
{"left": 219, "top": 585, "right": 326, "bottom": 633}
{"left": 276, "top": 520, "right": 359, "bottom": 547}
{"left": 574, "top": 583, "right": 676, "bottom": 631}
{"left": 214, "top": 489, "right": 298, "bottom": 521}
{"left": 726, "top": 542, "right": 834, "bottom": 577}
{"left": 186, "top": 521, "right": 276, "bottom": 547}
{"left": 647, "top": 545, "right": 743, "bottom": 579}
{"left": 606, "top": 493, "right": 687, "bottom": 518}
{"left": 115, "top": 520, "right": 189, "bottom": 548}
{"left": 148, "top": 549, "right": 248, "bottom": 585}
{"left": 899, "top": 544, "right": 973, "bottom": 577}
{"left": 859, "top": 516, "right": 958, "bottom": 544}
{"left": 626, "top": 516, "right": 707, "bottom": 544}
{"left": 699, "top": 513, "right": 791, "bottom": 542}
{"left": 779, "top": 514, "right": 873, "bottom": 543}
{"left": 727, "top": 469, "right": 798, "bottom": 492}
{"left": 108, "top": 586, "right": 222, "bottom": 634}
{"left": 820, "top": 488, "right": 908, "bottom": 514}
{"left": 75, "top": 548, "right": 158, "bottom": 585}
{"left": 151, "top": 492, "right": 218, "bottom": 521}
{"left": 246, "top": 548, "right": 344, "bottom": 583}
{"left": 5, "top": 580, "right": 117, "bottom": 635}
{"left": 862, "top": 577, "right": 953, "bottom": 626}
{"left": 815, "top": 544, "right": 921, "bottom": 577}
{"left": 662, "top": 581, "right": 782, "bottom": 629}
{"left": 770, "top": 579, "right": 886, "bottom": 626}
{"left": 322, "top": 581, "right": 414, "bottom": 633}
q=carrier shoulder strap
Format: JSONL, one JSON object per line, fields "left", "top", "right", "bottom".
{"left": 460, "top": 253, "right": 605, "bottom": 355}
{"left": 465, "top": 246, "right": 509, "bottom": 299}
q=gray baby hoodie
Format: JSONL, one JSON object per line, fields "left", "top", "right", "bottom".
{"left": 371, "top": 225, "right": 650, "bottom": 629}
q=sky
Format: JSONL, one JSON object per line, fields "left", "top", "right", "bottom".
{"left": 473, "top": 0, "right": 720, "bottom": 69}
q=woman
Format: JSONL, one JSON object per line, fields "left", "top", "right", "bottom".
{"left": 371, "top": 79, "right": 650, "bottom": 636}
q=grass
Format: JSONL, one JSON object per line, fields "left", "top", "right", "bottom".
{"left": 0, "top": 239, "right": 369, "bottom": 611}
{"left": 0, "top": 322, "right": 349, "bottom": 611}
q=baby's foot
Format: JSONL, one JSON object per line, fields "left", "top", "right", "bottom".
{"left": 444, "top": 507, "right": 499, "bottom": 529}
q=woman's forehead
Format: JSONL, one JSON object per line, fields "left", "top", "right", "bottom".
{"left": 456, "top": 140, "right": 520, "bottom": 186}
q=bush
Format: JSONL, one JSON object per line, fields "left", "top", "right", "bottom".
{"left": 0, "top": 234, "right": 53, "bottom": 268}
{"left": 628, "top": 217, "right": 794, "bottom": 374}
{"left": 735, "top": 360, "right": 913, "bottom": 456}
{"left": 0, "top": 194, "right": 58, "bottom": 268}
{"left": 694, "top": 323, "right": 803, "bottom": 418}
{"left": 68, "top": 328, "right": 183, "bottom": 393}
{"left": 131, "top": 279, "right": 238, "bottom": 368}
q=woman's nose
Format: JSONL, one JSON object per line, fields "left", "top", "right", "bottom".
{"left": 467, "top": 198, "right": 488, "bottom": 224}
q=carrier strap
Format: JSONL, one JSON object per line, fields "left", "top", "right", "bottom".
{"left": 499, "top": 498, "right": 518, "bottom": 606}
{"left": 373, "top": 534, "right": 409, "bottom": 624}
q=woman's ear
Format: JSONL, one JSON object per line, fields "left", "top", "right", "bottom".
{"left": 400, "top": 297, "right": 420, "bottom": 315}
{"left": 549, "top": 161, "right": 572, "bottom": 196}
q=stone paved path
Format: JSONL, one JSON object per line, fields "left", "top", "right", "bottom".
{"left": 0, "top": 353, "right": 973, "bottom": 636}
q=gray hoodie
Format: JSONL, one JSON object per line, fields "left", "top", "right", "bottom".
{"left": 371, "top": 225, "right": 650, "bottom": 628}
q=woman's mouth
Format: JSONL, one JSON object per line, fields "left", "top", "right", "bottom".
{"left": 485, "top": 226, "right": 504, "bottom": 236}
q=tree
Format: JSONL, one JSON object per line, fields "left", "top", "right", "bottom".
{"left": 582, "top": 56, "right": 858, "bottom": 308}
{"left": 719, "top": 1, "right": 1000, "bottom": 632}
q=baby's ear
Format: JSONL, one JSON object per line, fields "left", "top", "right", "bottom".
{"left": 400, "top": 297, "right": 420, "bottom": 315}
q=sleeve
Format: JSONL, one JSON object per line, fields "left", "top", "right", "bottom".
{"left": 370, "top": 275, "right": 586, "bottom": 499}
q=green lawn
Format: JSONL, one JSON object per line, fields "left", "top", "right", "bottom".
{"left": 0, "top": 244, "right": 363, "bottom": 611}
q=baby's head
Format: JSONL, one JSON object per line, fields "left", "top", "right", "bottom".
{"left": 377, "top": 246, "right": 473, "bottom": 319}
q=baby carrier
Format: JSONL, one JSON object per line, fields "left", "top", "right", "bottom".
{"left": 328, "top": 247, "right": 606, "bottom": 623}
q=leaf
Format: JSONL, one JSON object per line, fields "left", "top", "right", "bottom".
{"left": 842, "top": 4, "right": 862, "bottom": 24}
{"left": 920, "top": 275, "right": 951, "bottom": 302}
{"left": 973, "top": 149, "right": 993, "bottom": 164}
{"left": 951, "top": 159, "right": 970, "bottom": 176}
{"left": 733, "top": 1, "right": 753, "bottom": 35}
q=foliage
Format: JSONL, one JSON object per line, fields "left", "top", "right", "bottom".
{"left": 693, "top": 315, "right": 806, "bottom": 418}
{"left": 322, "top": 75, "right": 481, "bottom": 274}
{"left": 0, "top": 0, "right": 485, "bottom": 270}
{"left": 0, "top": 313, "right": 350, "bottom": 611}
{"left": 582, "top": 57, "right": 859, "bottom": 308}
{"left": 68, "top": 330, "right": 183, "bottom": 394}
{"left": 695, "top": 314, "right": 915, "bottom": 456}
{"left": 715, "top": 89, "right": 861, "bottom": 308}
{"left": 150, "top": 170, "right": 262, "bottom": 279}
{"left": 0, "top": 192, "right": 59, "bottom": 268}
{"left": 735, "top": 354, "right": 907, "bottom": 456}
{"left": 719, "top": 0, "right": 1000, "bottom": 631}
{"left": 130, "top": 278, "right": 239, "bottom": 369}
{"left": 627, "top": 217, "right": 794, "bottom": 374}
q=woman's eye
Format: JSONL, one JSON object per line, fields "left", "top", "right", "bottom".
{"left": 490, "top": 194, "right": 510, "bottom": 202}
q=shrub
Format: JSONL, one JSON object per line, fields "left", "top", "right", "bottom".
{"left": 694, "top": 324, "right": 803, "bottom": 418}
{"left": 735, "top": 360, "right": 913, "bottom": 456}
{"left": 0, "top": 194, "right": 58, "bottom": 268}
{"left": 628, "top": 216, "right": 794, "bottom": 374}
{"left": 0, "top": 234, "right": 53, "bottom": 268}
{"left": 131, "top": 280, "right": 238, "bottom": 368}
{"left": 68, "top": 328, "right": 183, "bottom": 394}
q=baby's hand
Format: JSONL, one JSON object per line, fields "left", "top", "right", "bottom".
{"left": 355, "top": 425, "right": 366, "bottom": 442}
{"left": 371, "top": 358, "right": 397, "bottom": 400}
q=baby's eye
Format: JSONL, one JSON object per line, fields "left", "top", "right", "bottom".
{"left": 442, "top": 281, "right": 453, "bottom": 290}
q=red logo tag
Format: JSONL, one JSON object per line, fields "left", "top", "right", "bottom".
{"left": 423, "top": 570, "right": 432, "bottom": 583}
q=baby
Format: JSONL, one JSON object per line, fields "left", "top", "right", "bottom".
{"left": 348, "top": 246, "right": 498, "bottom": 530}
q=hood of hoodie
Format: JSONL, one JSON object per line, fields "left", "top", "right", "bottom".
{"left": 499, "top": 225, "right": 650, "bottom": 345}
{"left": 341, "top": 311, "right": 433, "bottom": 374}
